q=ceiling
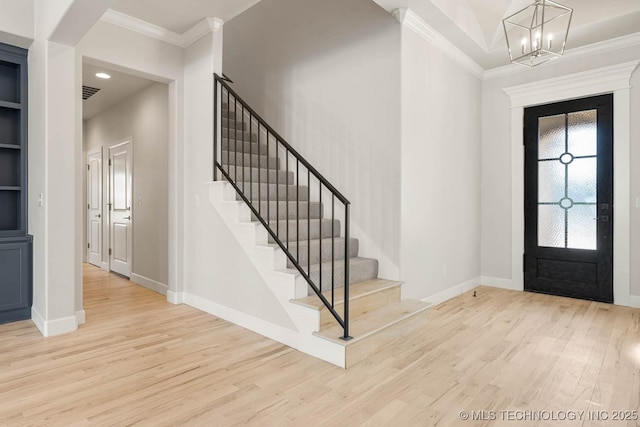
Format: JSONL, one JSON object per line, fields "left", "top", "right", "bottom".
{"left": 82, "top": 63, "right": 154, "bottom": 120}
{"left": 107, "top": 0, "right": 640, "bottom": 70}
{"left": 377, "top": 0, "right": 640, "bottom": 69}
{"left": 111, "top": 0, "right": 263, "bottom": 33}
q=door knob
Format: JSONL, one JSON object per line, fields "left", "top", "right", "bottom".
{"left": 124, "top": 216, "right": 131, "bottom": 220}
{"left": 94, "top": 214, "right": 101, "bottom": 218}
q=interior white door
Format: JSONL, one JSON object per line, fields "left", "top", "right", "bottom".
{"left": 109, "top": 140, "right": 133, "bottom": 277}
{"left": 87, "top": 149, "right": 102, "bottom": 267}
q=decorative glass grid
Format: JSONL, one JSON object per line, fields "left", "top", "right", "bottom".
{"left": 538, "top": 110, "right": 597, "bottom": 250}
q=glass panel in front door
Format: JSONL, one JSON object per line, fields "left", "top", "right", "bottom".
{"left": 537, "top": 109, "right": 597, "bottom": 250}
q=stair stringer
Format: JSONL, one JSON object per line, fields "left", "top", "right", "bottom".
{"left": 209, "top": 181, "right": 347, "bottom": 367}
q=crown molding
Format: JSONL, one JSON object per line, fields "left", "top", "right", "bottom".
{"left": 100, "top": 9, "right": 223, "bottom": 48}
{"left": 484, "top": 31, "right": 640, "bottom": 80}
{"left": 503, "top": 60, "right": 640, "bottom": 107}
{"left": 393, "top": 8, "right": 485, "bottom": 80}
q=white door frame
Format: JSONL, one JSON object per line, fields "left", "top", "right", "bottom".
{"left": 86, "top": 147, "right": 103, "bottom": 267}
{"left": 503, "top": 61, "right": 639, "bottom": 307}
{"left": 106, "top": 137, "right": 134, "bottom": 276}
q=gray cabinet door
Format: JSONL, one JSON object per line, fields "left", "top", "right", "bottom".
{"left": 0, "top": 240, "right": 32, "bottom": 323}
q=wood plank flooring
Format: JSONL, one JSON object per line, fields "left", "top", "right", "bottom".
{"left": 0, "top": 264, "right": 638, "bottom": 426}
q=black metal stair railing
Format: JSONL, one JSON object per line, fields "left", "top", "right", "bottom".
{"left": 213, "top": 74, "right": 352, "bottom": 340}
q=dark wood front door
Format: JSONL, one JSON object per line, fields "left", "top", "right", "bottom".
{"left": 524, "top": 94, "right": 613, "bottom": 303}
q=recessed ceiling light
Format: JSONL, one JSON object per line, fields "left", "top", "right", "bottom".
{"left": 95, "top": 72, "right": 111, "bottom": 79}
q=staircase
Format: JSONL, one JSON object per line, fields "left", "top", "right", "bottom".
{"left": 210, "top": 75, "right": 431, "bottom": 368}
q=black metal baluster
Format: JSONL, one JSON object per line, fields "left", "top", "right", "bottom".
{"left": 342, "top": 203, "right": 351, "bottom": 341}
{"left": 318, "top": 180, "right": 322, "bottom": 293}
{"left": 286, "top": 150, "right": 289, "bottom": 250}
{"left": 276, "top": 140, "right": 279, "bottom": 238}
{"left": 242, "top": 107, "right": 246, "bottom": 195}
{"left": 296, "top": 160, "right": 300, "bottom": 263}
{"left": 213, "top": 81, "right": 218, "bottom": 181}
{"left": 234, "top": 97, "right": 238, "bottom": 184}
{"left": 226, "top": 90, "right": 230, "bottom": 176}
{"left": 267, "top": 132, "right": 270, "bottom": 224}
{"left": 307, "top": 169, "right": 310, "bottom": 277}
{"left": 258, "top": 122, "right": 261, "bottom": 216}
{"left": 249, "top": 111, "right": 253, "bottom": 204}
{"left": 331, "top": 195, "right": 335, "bottom": 308}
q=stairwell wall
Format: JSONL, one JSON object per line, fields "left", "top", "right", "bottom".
{"left": 399, "top": 24, "right": 482, "bottom": 300}
{"left": 223, "top": 0, "right": 402, "bottom": 280}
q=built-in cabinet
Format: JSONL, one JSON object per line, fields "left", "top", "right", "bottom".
{"left": 0, "top": 42, "right": 32, "bottom": 324}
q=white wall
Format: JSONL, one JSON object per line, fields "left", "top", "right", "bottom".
{"left": 400, "top": 25, "right": 482, "bottom": 300}
{"left": 481, "top": 45, "right": 640, "bottom": 297}
{"left": 223, "top": 0, "right": 402, "bottom": 279}
{"left": 0, "top": 0, "right": 34, "bottom": 48}
{"left": 83, "top": 82, "right": 169, "bottom": 287}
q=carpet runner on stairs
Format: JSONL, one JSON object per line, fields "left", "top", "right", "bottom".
{"left": 219, "top": 102, "right": 379, "bottom": 294}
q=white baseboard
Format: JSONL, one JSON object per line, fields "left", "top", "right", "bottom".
{"left": 130, "top": 273, "right": 168, "bottom": 295}
{"left": 101, "top": 262, "right": 109, "bottom": 271}
{"left": 183, "top": 292, "right": 345, "bottom": 368}
{"left": 480, "top": 276, "right": 519, "bottom": 291}
{"left": 31, "top": 306, "right": 78, "bottom": 337}
{"left": 167, "top": 290, "right": 184, "bottom": 304}
{"left": 76, "top": 310, "right": 86, "bottom": 325}
{"left": 31, "top": 306, "right": 45, "bottom": 335}
{"left": 627, "top": 295, "right": 640, "bottom": 309}
{"left": 422, "top": 277, "right": 481, "bottom": 306}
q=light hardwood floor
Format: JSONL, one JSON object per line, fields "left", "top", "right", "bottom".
{"left": 0, "top": 264, "right": 639, "bottom": 426}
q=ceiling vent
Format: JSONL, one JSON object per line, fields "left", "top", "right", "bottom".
{"left": 82, "top": 85, "right": 101, "bottom": 100}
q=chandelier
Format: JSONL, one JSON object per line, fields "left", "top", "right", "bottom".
{"left": 502, "top": 0, "right": 573, "bottom": 67}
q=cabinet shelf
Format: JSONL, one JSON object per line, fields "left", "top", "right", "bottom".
{"left": 0, "top": 100, "right": 20, "bottom": 109}
{"left": 0, "top": 186, "right": 20, "bottom": 191}
{"left": 0, "top": 143, "right": 19, "bottom": 150}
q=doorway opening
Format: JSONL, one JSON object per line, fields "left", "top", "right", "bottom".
{"left": 524, "top": 94, "right": 614, "bottom": 302}
{"left": 82, "top": 61, "right": 170, "bottom": 295}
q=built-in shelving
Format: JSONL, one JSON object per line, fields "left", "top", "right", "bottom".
{"left": 0, "top": 42, "right": 32, "bottom": 325}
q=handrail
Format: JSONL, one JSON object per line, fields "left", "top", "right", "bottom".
{"left": 213, "top": 73, "right": 352, "bottom": 340}
{"left": 214, "top": 74, "right": 350, "bottom": 205}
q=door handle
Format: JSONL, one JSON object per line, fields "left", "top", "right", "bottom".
{"left": 94, "top": 214, "right": 101, "bottom": 218}
{"left": 123, "top": 216, "right": 131, "bottom": 220}
{"left": 593, "top": 215, "right": 609, "bottom": 222}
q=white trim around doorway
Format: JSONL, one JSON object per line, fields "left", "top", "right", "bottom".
{"left": 503, "top": 60, "right": 640, "bottom": 308}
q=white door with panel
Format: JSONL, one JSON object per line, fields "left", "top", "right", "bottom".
{"left": 86, "top": 149, "right": 103, "bottom": 267}
{"left": 109, "top": 140, "right": 133, "bottom": 277}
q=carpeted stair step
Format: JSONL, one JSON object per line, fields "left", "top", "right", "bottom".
{"left": 267, "top": 218, "right": 340, "bottom": 243}
{"left": 222, "top": 119, "right": 246, "bottom": 130}
{"left": 286, "top": 237, "right": 359, "bottom": 268}
{"left": 222, "top": 110, "right": 236, "bottom": 120}
{"left": 250, "top": 201, "right": 322, "bottom": 221}
{"left": 235, "top": 183, "right": 308, "bottom": 202}
{"left": 223, "top": 166, "right": 293, "bottom": 185}
{"left": 222, "top": 140, "right": 269, "bottom": 155}
{"left": 306, "top": 257, "right": 379, "bottom": 293}
{"left": 222, "top": 128, "right": 258, "bottom": 141}
{"left": 221, "top": 151, "right": 279, "bottom": 169}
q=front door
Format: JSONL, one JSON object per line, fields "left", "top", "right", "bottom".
{"left": 108, "top": 140, "right": 133, "bottom": 278}
{"left": 87, "top": 149, "right": 103, "bottom": 267}
{"left": 524, "top": 94, "right": 613, "bottom": 303}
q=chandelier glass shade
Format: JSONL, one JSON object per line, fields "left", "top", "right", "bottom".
{"left": 503, "top": 0, "right": 573, "bottom": 67}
